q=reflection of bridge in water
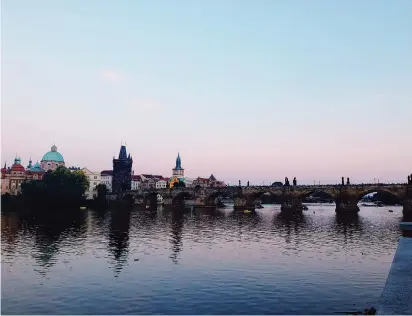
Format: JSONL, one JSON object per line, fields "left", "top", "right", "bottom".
{"left": 121, "top": 182, "right": 412, "bottom": 214}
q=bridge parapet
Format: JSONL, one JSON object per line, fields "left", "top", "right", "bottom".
{"left": 119, "top": 183, "right": 411, "bottom": 214}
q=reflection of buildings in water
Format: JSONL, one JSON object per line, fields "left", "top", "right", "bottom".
{"left": 1, "top": 213, "right": 20, "bottom": 255}
{"left": 28, "top": 211, "right": 87, "bottom": 274}
{"left": 108, "top": 209, "right": 131, "bottom": 275}
{"left": 169, "top": 210, "right": 184, "bottom": 264}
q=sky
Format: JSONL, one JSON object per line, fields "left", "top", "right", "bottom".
{"left": 1, "top": 0, "right": 411, "bottom": 185}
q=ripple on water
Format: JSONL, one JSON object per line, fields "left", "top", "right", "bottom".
{"left": 1, "top": 205, "right": 403, "bottom": 314}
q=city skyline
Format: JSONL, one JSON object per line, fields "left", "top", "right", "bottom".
{"left": 2, "top": 0, "right": 411, "bottom": 184}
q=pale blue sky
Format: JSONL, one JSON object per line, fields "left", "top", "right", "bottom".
{"left": 2, "top": 0, "right": 411, "bottom": 184}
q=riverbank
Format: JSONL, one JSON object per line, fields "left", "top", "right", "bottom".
{"left": 377, "top": 233, "right": 412, "bottom": 314}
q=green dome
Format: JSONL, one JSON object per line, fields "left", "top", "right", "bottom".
{"left": 41, "top": 145, "right": 65, "bottom": 163}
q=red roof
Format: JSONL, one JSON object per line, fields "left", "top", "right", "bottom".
{"left": 132, "top": 175, "right": 142, "bottom": 181}
{"left": 197, "top": 177, "right": 209, "bottom": 181}
{"left": 142, "top": 174, "right": 162, "bottom": 179}
{"left": 11, "top": 164, "right": 25, "bottom": 172}
{"left": 101, "top": 170, "right": 113, "bottom": 176}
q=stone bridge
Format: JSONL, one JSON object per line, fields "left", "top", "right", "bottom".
{"left": 121, "top": 183, "right": 412, "bottom": 214}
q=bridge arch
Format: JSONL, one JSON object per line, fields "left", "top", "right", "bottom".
{"left": 299, "top": 189, "right": 336, "bottom": 200}
{"left": 355, "top": 188, "right": 402, "bottom": 204}
{"left": 299, "top": 190, "right": 336, "bottom": 204}
{"left": 172, "top": 191, "right": 194, "bottom": 206}
{"left": 205, "top": 191, "right": 235, "bottom": 206}
{"left": 244, "top": 190, "right": 282, "bottom": 204}
{"left": 145, "top": 191, "right": 163, "bottom": 206}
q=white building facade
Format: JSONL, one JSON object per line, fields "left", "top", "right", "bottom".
{"left": 82, "top": 168, "right": 101, "bottom": 200}
{"left": 100, "top": 170, "right": 113, "bottom": 192}
{"left": 156, "top": 179, "right": 168, "bottom": 189}
{"left": 131, "top": 175, "right": 142, "bottom": 190}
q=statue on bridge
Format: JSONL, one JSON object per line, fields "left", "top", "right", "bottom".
{"left": 293, "top": 177, "right": 297, "bottom": 186}
{"left": 284, "top": 177, "right": 290, "bottom": 187}
{"left": 341, "top": 177, "right": 345, "bottom": 186}
{"left": 247, "top": 181, "right": 249, "bottom": 187}
{"left": 408, "top": 175, "right": 411, "bottom": 185}
{"left": 347, "top": 177, "right": 350, "bottom": 185}
{"left": 239, "top": 180, "right": 241, "bottom": 187}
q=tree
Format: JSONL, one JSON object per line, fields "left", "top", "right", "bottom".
{"left": 21, "top": 166, "right": 89, "bottom": 210}
{"left": 173, "top": 181, "right": 186, "bottom": 188}
{"left": 95, "top": 183, "right": 108, "bottom": 201}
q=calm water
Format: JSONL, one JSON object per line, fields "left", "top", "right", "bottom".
{"left": 1, "top": 204, "right": 404, "bottom": 315}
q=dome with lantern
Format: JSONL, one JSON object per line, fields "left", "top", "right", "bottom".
{"left": 40, "top": 144, "right": 65, "bottom": 171}
{"left": 10, "top": 157, "right": 25, "bottom": 173}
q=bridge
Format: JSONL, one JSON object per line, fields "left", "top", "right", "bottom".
{"left": 121, "top": 182, "right": 412, "bottom": 214}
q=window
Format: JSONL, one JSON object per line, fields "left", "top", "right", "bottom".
{"left": 94, "top": 176, "right": 97, "bottom": 179}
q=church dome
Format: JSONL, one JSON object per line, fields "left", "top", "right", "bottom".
{"left": 41, "top": 145, "right": 65, "bottom": 163}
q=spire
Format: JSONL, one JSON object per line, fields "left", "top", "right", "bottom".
{"left": 118, "top": 145, "right": 127, "bottom": 160}
{"left": 27, "top": 157, "right": 33, "bottom": 169}
{"left": 175, "top": 152, "right": 182, "bottom": 169}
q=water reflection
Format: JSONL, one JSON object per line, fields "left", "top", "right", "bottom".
{"left": 108, "top": 209, "right": 131, "bottom": 275}
{"left": 169, "top": 210, "right": 184, "bottom": 264}
{"left": 1, "top": 205, "right": 406, "bottom": 315}
{"left": 28, "top": 211, "right": 87, "bottom": 274}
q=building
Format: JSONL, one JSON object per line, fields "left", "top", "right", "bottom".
{"left": 139, "top": 174, "right": 162, "bottom": 189}
{"left": 112, "top": 145, "right": 133, "bottom": 194}
{"left": 193, "top": 177, "right": 210, "bottom": 188}
{"left": 40, "top": 144, "right": 65, "bottom": 171}
{"left": 172, "top": 152, "right": 184, "bottom": 177}
{"left": 81, "top": 168, "right": 101, "bottom": 200}
{"left": 1, "top": 158, "right": 45, "bottom": 195}
{"left": 169, "top": 153, "right": 186, "bottom": 188}
{"left": 131, "top": 175, "right": 142, "bottom": 190}
{"left": 156, "top": 178, "right": 168, "bottom": 189}
{"left": 208, "top": 174, "right": 226, "bottom": 188}
{"left": 185, "top": 177, "right": 196, "bottom": 188}
{"left": 26, "top": 161, "right": 45, "bottom": 181}
{"left": 101, "top": 170, "right": 113, "bottom": 192}
{"left": 192, "top": 174, "right": 226, "bottom": 188}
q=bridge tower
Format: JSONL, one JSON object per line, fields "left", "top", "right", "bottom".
{"left": 172, "top": 152, "right": 184, "bottom": 178}
{"left": 112, "top": 145, "right": 133, "bottom": 194}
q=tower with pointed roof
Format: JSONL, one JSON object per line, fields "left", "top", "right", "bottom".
{"left": 112, "top": 144, "right": 133, "bottom": 194}
{"left": 172, "top": 152, "right": 184, "bottom": 178}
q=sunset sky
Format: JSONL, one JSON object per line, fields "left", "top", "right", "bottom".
{"left": 2, "top": 0, "right": 411, "bottom": 185}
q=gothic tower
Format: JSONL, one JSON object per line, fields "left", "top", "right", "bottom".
{"left": 172, "top": 152, "right": 184, "bottom": 177}
{"left": 112, "top": 145, "right": 133, "bottom": 194}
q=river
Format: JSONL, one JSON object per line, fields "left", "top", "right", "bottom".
{"left": 1, "top": 204, "right": 404, "bottom": 314}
